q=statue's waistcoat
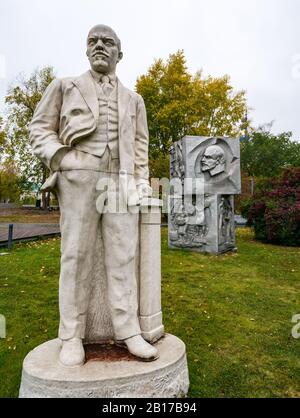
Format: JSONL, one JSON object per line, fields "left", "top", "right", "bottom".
{"left": 74, "top": 82, "right": 119, "bottom": 161}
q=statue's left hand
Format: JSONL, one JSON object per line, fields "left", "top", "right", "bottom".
{"left": 136, "top": 182, "right": 152, "bottom": 201}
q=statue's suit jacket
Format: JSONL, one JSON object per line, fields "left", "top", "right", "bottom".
{"left": 29, "top": 70, "right": 149, "bottom": 188}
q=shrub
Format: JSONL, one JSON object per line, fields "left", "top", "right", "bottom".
{"left": 246, "top": 168, "right": 300, "bottom": 246}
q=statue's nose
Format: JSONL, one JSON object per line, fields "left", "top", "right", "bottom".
{"left": 95, "top": 39, "right": 105, "bottom": 49}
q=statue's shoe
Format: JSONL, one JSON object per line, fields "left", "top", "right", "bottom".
{"left": 122, "top": 335, "right": 159, "bottom": 361}
{"left": 59, "top": 338, "right": 85, "bottom": 367}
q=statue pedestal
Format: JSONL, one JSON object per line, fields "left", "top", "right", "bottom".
{"left": 19, "top": 334, "right": 189, "bottom": 398}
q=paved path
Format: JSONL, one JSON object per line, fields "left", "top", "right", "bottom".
{"left": 0, "top": 223, "right": 60, "bottom": 245}
{"left": 0, "top": 215, "right": 247, "bottom": 246}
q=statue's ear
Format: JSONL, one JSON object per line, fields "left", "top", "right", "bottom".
{"left": 118, "top": 51, "right": 123, "bottom": 62}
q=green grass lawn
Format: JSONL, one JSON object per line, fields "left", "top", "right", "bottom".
{"left": 0, "top": 228, "right": 299, "bottom": 398}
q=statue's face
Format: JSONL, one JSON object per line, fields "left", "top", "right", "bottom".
{"left": 201, "top": 148, "right": 219, "bottom": 172}
{"left": 86, "top": 26, "right": 123, "bottom": 74}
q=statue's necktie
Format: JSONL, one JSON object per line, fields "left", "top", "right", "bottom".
{"left": 101, "top": 75, "right": 113, "bottom": 97}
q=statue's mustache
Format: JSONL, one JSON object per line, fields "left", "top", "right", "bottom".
{"left": 93, "top": 51, "right": 109, "bottom": 58}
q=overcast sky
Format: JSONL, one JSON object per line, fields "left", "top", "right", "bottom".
{"left": 1, "top": 0, "right": 299, "bottom": 140}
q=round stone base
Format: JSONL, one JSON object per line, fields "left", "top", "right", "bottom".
{"left": 19, "top": 334, "right": 189, "bottom": 398}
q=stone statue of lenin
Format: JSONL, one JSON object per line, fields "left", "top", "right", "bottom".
{"left": 29, "top": 24, "right": 158, "bottom": 366}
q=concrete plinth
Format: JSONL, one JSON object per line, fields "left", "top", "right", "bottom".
{"left": 19, "top": 334, "right": 189, "bottom": 398}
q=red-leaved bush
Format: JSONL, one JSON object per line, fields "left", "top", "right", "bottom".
{"left": 242, "top": 168, "right": 300, "bottom": 246}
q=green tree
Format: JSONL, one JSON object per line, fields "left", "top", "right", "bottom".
{"left": 136, "top": 50, "right": 248, "bottom": 161}
{"left": 241, "top": 128, "right": 300, "bottom": 178}
{"left": 149, "top": 154, "right": 170, "bottom": 180}
{"left": 0, "top": 117, "right": 6, "bottom": 164}
{"left": 4, "top": 66, "right": 55, "bottom": 208}
{"left": 0, "top": 162, "right": 20, "bottom": 203}
{"left": 0, "top": 116, "right": 5, "bottom": 146}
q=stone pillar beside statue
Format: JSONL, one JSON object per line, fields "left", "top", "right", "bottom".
{"left": 169, "top": 136, "right": 241, "bottom": 255}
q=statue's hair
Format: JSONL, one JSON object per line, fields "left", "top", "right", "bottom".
{"left": 204, "top": 145, "right": 226, "bottom": 164}
{"left": 87, "top": 25, "right": 122, "bottom": 52}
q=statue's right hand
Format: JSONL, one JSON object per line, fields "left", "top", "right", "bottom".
{"left": 57, "top": 149, "right": 102, "bottom": 171}
{"left": 50, "top": 147, "right": 71, "bottom": 171}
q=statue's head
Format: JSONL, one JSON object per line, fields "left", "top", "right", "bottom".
{"left": 201, "top": 145, "right": 226, "bottom": 176}
{"left": 86, "top": 25, "right": 123, "bottom": 75}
